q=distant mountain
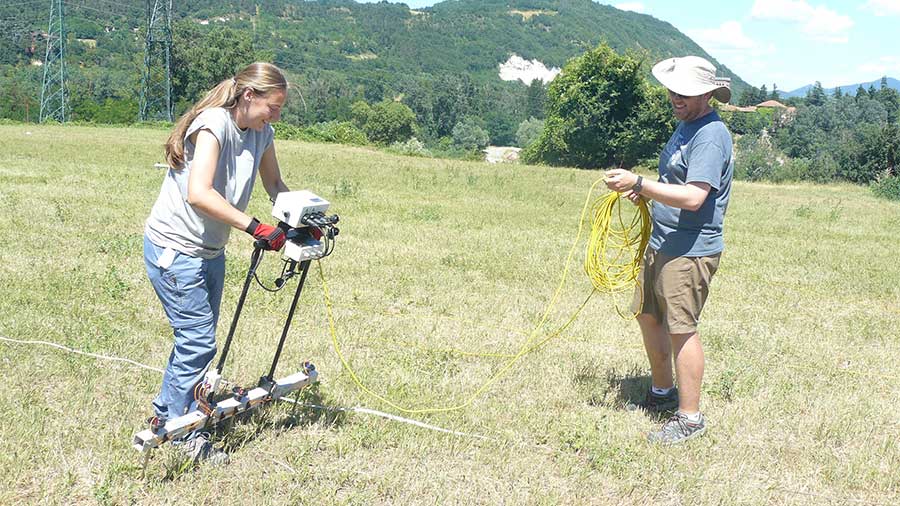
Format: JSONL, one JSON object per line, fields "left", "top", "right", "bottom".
{"left": 0, "top": 0, "right": 752, "bottom": 137}
{"left": 0, "top": 0, "right": 751, "bottom": 93}
{"left": 781, "top": 77, "right": 900, "bottom": 98}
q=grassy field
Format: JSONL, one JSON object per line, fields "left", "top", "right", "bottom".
{"left": 1, "top": 124, "right": 899, "bottom": 505}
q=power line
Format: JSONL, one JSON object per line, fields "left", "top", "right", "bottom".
{"left": 65, "top": 2, "right": 138, "bottom": 19}
{"left": 0, "top": 0, "right": 47, "bottom": 8}
{"left": 88, "top": 0, "right": 145, "bottom": 14}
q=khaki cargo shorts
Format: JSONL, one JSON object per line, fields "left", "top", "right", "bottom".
{"left": 630, "top": 248, "right": 720, "bottom": 334}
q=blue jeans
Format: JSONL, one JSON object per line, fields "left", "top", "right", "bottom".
{"left": 144, "top": 236, "right": 226, "bottom": 419}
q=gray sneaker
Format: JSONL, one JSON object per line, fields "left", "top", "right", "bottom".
{"left": 626, "top": 388, "right": 679, "bottom": 412}
{"left": 647, "top": 412, "right": 706, "bottom": 445}
{"left": 182, "top": 433, "right": 230, "bottom": 465}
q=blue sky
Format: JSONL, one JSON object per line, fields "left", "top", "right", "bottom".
{"left": 356, "top": 0, "right": 900, "bottom": 92}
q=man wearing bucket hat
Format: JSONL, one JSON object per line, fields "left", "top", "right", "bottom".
{"left": 605, "top": 56, "right": 734, "bottom": 445}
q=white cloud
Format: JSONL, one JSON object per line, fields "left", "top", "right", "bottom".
{"left": 858, "top": 56, "right": 900, "bottom": 77}
{"left": 614, "top": 2, "right": 645, "bottom": 13}
{"left": 751, "top": 0, "right": 853, "bottom": 42}
{"left": 685, "top": 21, "right": 780, "bottom": 87}
{"left": 687, "top": 21, "right": 756, "bottom": 51}
{"left": 863, "top": 0, "right": 900, "bottom": 16}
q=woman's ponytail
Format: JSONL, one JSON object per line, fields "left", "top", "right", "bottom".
{"left": 164, "top": 63, "right": 287, "bottom": 169}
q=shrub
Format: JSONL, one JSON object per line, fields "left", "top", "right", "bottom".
{"left": 387, "top": 137, "right": 432, "bottom": 157}
{"left": 721, "top": 108, "right": 774, "bottom": 136}
{"left": 306, "top": 121, "right": 369, "bottom": 145}
{"left": 872, "top": 170, "right": 900, "bottom": 200}
{"left": 350, "top": 100, "right": 371, "bottom": 129}
{"left": 516, "top": 117, "right": 544, "bottom": 148}
{"left": 273, "top": 122, "right": 303, "bottom": 140}
{"left": 734, "top": 136, "right": 777, "bottom": 181}
{"left": 769, "top": 157, "right": 811, "bottom": 183}
{"left": 807, "top": 152, "right": 840, "bottom": 183}
{"left": 274, "top": 121, "right": 368, "bottom": 145}
{"left": 452, "top": 118, "right": 490, "bottom": 150}
{"left": 363, "top": 100, "right": 418, "bottom": 145}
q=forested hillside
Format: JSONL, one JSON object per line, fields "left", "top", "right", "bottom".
{"left": 0, "top": 0, "right": 748, "bottom": 144}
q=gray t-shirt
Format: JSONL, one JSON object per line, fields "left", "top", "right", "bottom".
{"left": 145, "top": 107, "right": 275, "bottom": 259}
{"left": 649, "top": 110, "right": 733, "bottom": 257}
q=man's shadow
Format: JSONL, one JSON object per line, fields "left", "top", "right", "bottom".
{"left": 572, "top": 362, "right": 671, "bottom": 421}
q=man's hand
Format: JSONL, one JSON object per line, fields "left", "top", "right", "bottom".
{"left": 622, "top": 189, "right": 643, "bottom": 206}
{"left": 604, "top": 169, "right": 639, "bottom": 193}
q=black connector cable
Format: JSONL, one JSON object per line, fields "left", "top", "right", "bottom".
{"left": 298, "top": 212, "right": 340, "bottom": 259}
{"left": 253, "top": 214, "right": 339, "bottom": 291}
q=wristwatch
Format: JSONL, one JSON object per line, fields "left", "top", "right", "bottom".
{"left": 631, "top": 175, "right": 644, "bottom": 194}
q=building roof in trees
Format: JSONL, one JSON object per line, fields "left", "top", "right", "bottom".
{"left": 756, "top": 100, "right": 789, "bottom": 108}
{"left": 719, "top": 104, "right": 758, "bottom": 112}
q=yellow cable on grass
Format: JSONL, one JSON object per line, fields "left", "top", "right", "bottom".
{"left": 317, "top": 177, "right": 650, "bottom": 414}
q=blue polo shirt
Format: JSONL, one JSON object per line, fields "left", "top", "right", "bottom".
{"left": 649, "top": 110, "right": 733, "bottom": 257}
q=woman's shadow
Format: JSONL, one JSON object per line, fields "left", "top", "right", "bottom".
{"left": 212, "top": 382, "right": 348, "bottom": 454}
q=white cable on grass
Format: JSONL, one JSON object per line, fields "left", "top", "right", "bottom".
{"left": 2, "top": 335, "right": 897, "bottom": 503}
{"left": 277, "top": 398, "right": 493, "bottom": 441}
{"left": 0, "top": 334, "right": 488, "bottom": 441}
{"left": 0, "top": 335, "right": 164, "bottom": 373}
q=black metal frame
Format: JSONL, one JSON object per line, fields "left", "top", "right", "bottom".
{"left": 214, "top": 243, "right": 312, "bottom": 394}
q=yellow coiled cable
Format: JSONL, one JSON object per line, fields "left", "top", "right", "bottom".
{"left": 584, "top": 190, "right": 651, "bottom": 317}
{"left": 317, "top": 177, "right": 650, "bottom": 414}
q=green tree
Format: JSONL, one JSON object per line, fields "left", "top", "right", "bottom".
{"left": 452, "top": 117, "right": 490, "bottom": 150}
{"left": 516, "top": 117, "right": 544, "bottom": 148}
{"left": 525, "top": 79, "right": 547, "bottom": 119}
{"left": 427, "top": 74, "right": 477, "bottom": 138}
{"left": 522, "top": 43, "right": 674, "bottom": 169}
{"left": 738, "top": 86, "right": 760, "bottom": 106}
{"left": 806, "top": 81, "right": 827, "bottom": 106}
{"left": 363, "top": 100, "right": 417, "bottom": 144}
{"left": 722, "top": 108, "right": 773, "bottom": 135}
{"left": 171, "top": 22, "right": 259, "bottom": 112}
{"left": 0, "top": 65, "right": 39, "bottom": 121}
{"left": 855, "top": 85, "right": 867, "bottom": 100}
{"left": 481, "top": 81, "right": 522, "bottom": 146}
{"left": 875, "top": 77, "right": 900, "bottom": 123}
{"left": 838, "top": 123, "right": 899, "bottom": 183}
{"left": 770, "top": 84, "right": 779, "bottom": 100}
{"left": 350, "top": 100, "right": 371, "bottom": 129}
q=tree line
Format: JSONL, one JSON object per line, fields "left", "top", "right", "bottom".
{"left": 1, "top": 1, "right": 897, "bottom": 199}
{"left": 731, "top": 77, "right": 899, "bottom": 199}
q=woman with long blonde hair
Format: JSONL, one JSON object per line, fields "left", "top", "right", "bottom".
{"left": 143, "top": 62, "right": 292, "bottom": 464}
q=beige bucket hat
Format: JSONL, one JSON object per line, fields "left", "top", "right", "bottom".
{"left": 652, "top": 56, "right": 732, "bottom": 103}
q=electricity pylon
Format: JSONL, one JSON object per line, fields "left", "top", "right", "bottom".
{"left": 139, "top": 0, "right": 174, "bottom": 122}
{"left": 39, "top": 0, "right": 68, "bottom": 123}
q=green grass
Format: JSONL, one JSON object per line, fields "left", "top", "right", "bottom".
{"left": 1, "top": 124, "right": 899, "bottom": 505}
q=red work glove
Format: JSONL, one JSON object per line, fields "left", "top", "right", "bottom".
{"left": 245, "top": 218, "right": 286, "bottom": 251}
